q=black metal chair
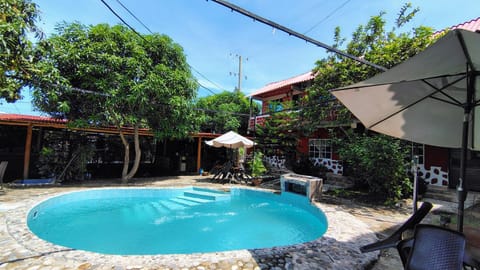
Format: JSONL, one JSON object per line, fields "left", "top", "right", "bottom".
{"left": 360, "top": 201, "right": 433, "bottom": 253}
{"left": 361, "top": 201, "right": 479, "bottom": 270}
{"left": 397, "top": 224, "right": 479, "bottom": 270}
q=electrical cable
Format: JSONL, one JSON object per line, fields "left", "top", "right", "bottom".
{"left": 99, "top": 0, "right": 147, "bottom": 42}
{"left": 303, "top": 0, "right": 352, "bottom": 35}
{"left": 208, "top": 0, "right": 387, "bottom": 71}
{"left": 114, "top": 0, "right": 154, "bottom": 34}
{"left": 103, "top": 0, "right": 224, "bottom": 94}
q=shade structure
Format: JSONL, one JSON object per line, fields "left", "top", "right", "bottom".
{"left": 205, "top": 131, "right": 255, "bottom": 149}
{"left": 332, "top": 29, "right": 480, "bottom": 232}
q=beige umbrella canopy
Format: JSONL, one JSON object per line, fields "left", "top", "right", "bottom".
{"left": 205, "top": 131, "right": 255, "bottom": 149}
{"left": 332, "top": 29, "right": 480, "bottom": 231}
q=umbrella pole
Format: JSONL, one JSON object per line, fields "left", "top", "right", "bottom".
{"left": 458, "top": 117, "right": 468, "bottom": 232}
{"left": 412, "top": 156, "right": 419, "bottom": 213}
{"left": 457, "top": 72, "right": 475, "bottom": 232}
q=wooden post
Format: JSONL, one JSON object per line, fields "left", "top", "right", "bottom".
{"left": 196, "top": 136, "right": 202, "bottom": 173}
{"left": 23, "top": 124, "right": 33, "bottom": 179}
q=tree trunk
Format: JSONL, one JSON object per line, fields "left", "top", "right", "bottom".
{"left": 125, "top": 124, "right": 141, "bottom": 181}
{"left": 119, "top": 131, "right": 130, "bottom": 183}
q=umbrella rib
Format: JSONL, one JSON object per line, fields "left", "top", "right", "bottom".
{"left": 368, "top": 93, "right": 431, "bottom": 129}
{"left": 421, "top": 75, "right": 466, "bottom": 106}
{"left": 369, "top": 76, "right": 465, "bottom": 129}
{"left": 456, "top": 30, "right": 476, "bottom": 73}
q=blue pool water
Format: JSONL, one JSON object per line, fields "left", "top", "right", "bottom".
{"left": 27, "top": 187, "right": 328, "bottom": 255}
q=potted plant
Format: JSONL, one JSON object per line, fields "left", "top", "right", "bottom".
{"left": 249, "top": 151, "right": 267, "bottom": 186}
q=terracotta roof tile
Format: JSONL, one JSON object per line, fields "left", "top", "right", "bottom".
{"left": 0, "top": 113, "right": 66, "bottom": 124}
{"left": 435, "top": 17, "right": 480, "bottom": 34}
{"left": 249, "top": 71, "right": 315, "bottom": 98}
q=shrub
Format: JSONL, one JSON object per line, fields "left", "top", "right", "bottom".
{"left": 335, "top": 132, "right": 412, "bottom": 203}
{"left": 248, "top": 151, "right": 267, "bottom": 177}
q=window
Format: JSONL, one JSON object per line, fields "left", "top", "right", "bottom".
{"left": 309, "top": 139, "right": 332, "bottom": 159}
{"left": 268, "top": 98, "right": 283, "bottom": 112}
{"left": 410, "top": 143, "right": 424, "bottom": 165}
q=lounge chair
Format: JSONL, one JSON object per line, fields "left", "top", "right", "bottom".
{"left": 209, "top": 161, "right": 224, "bottom": 178}
{"left": 211, "top": 161, "right": 233, "bottom": 183}
{"left": 232, "top": 163, "right": 253, "bottom": 185}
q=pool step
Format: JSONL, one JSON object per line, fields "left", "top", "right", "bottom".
{"left": 142, "top": 189, "right": 231, "bottom": 213}
{"left": 176, "top": 195, "right": 213, "bottom": 204}
{"left": 150, "top": 202, "right": 170, "bottom": 214}
{"left": 159, "top": 200, "right": 186, "bottom": 211}
{"left": 192, "top": 187, "right": 229, "bottom": 194}
{"left": 169, "top": 197, "right": 200, "bottom": 207}
{"left": 183, "top": 189, "right": 230, "bottom": 202}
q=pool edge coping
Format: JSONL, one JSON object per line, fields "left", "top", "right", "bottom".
{"left": 4, "top": 185, "right": 380, "bottom": 268}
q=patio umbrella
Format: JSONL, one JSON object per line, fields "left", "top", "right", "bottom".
{"left": 331, "top": 29, "right": 480, "bottom": 232}
{"left": 205, "top": 131, "right": 255, "bottom": 149}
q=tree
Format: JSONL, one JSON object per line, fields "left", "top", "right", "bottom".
{"left": 33, "top": 22, "right": 198, "bottom": 182}
{"left": 195, "top": 91, "right": 255, "bottom": 134}
{"left": 300, "top": 4, "right": 434, "bottom": 134}
{"left": 0, "top": 0, "right": 43, "bottom": 101}
{"left": 255, "top": 100, "right": 299, "bottom": 167}
{"left": 298, "top": 4, "right": 435, "bottom": 201}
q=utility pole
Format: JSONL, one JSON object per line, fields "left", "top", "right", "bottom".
{"left": 237, "top": 55, "right": 242, "bottom": 93}
{"left": 230, "top": 53, "right": 247, "bottom": 93}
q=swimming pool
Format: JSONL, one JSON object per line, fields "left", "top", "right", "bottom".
{"left": 27, "top": 187, "right": 328, "bottom": 255}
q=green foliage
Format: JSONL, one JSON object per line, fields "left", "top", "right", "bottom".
{"left": 255, "top": 100, "right": 299, "bottom": 166}
{"left": 36, "top": 133, "right": 95, "bottom": 182}
{"left": 32, "top": 22, "right": 198, "bottom": 181}
{"left": 33, "top": 22, "right": 198, "bottom": 137}
{"left": 334, "top": 132, "right": 412, "bottom": 203}
{"left": 0, "top": 0, "right": 43, "bottom": 101}
{"left": 195, "top": 91, "right": 256, "bottom": 134}
{"left": 248, "top": 151, "right": 267, "bottom": 177}
{"left": 300, "top": 5, "right": 435, "bottom": 134}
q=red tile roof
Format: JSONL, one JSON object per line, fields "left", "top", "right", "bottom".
{"left": 249, "top": 71, "right": 315, "bottom": 98}
{"left": 436, "top": 17, "right": 480, "bottom": 34}
{"left": 0, "top": 113, "right": 66, "bottom": 124}
{"left": 0, "top": 113, "right": 220, "bottom": 138}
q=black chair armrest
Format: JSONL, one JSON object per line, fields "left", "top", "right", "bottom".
{"left": 360, "top": 202, "right": 433, "bottom": 254}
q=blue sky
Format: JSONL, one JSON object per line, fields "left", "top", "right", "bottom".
{"left": 1, "top": 0, "right": 479, "bottom": 115}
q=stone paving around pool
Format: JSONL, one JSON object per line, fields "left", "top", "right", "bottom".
{"left": 0, "top": 175, "right": 396, "bottom": 270}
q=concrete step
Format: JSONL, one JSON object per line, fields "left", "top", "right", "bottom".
{"left": 424, "top": 185, "right": 458, "bottom": 202}
{"left": 169, "top": 197, "right": 200, "bottom": 207}
{"left": 424, "top": 185, "right": 480, "bottom": 209}
{"left": 183, "top": 189, "right": 230, "bottom": 201}
{"left": 176, "top": 195, "right": 213, "bottom": 204}
{"left": 159, "top": 200, "right": 185, "bottom": 211}
{"left": 192, "top": 187, "right": 229, "bottom": 195}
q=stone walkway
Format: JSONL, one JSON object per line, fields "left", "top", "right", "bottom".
{"left": 0, "top": 175, "right": 413, "bottom": 269}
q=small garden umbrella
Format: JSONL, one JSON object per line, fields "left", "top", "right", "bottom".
{"left": 331, "top": 29, "right": 480, "bottom": 232}
{"left": 206, "top": 131, "right": 255, "bottom": 169}
{"left": 205, "top": 131, "right": 255, "bottom": 149}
